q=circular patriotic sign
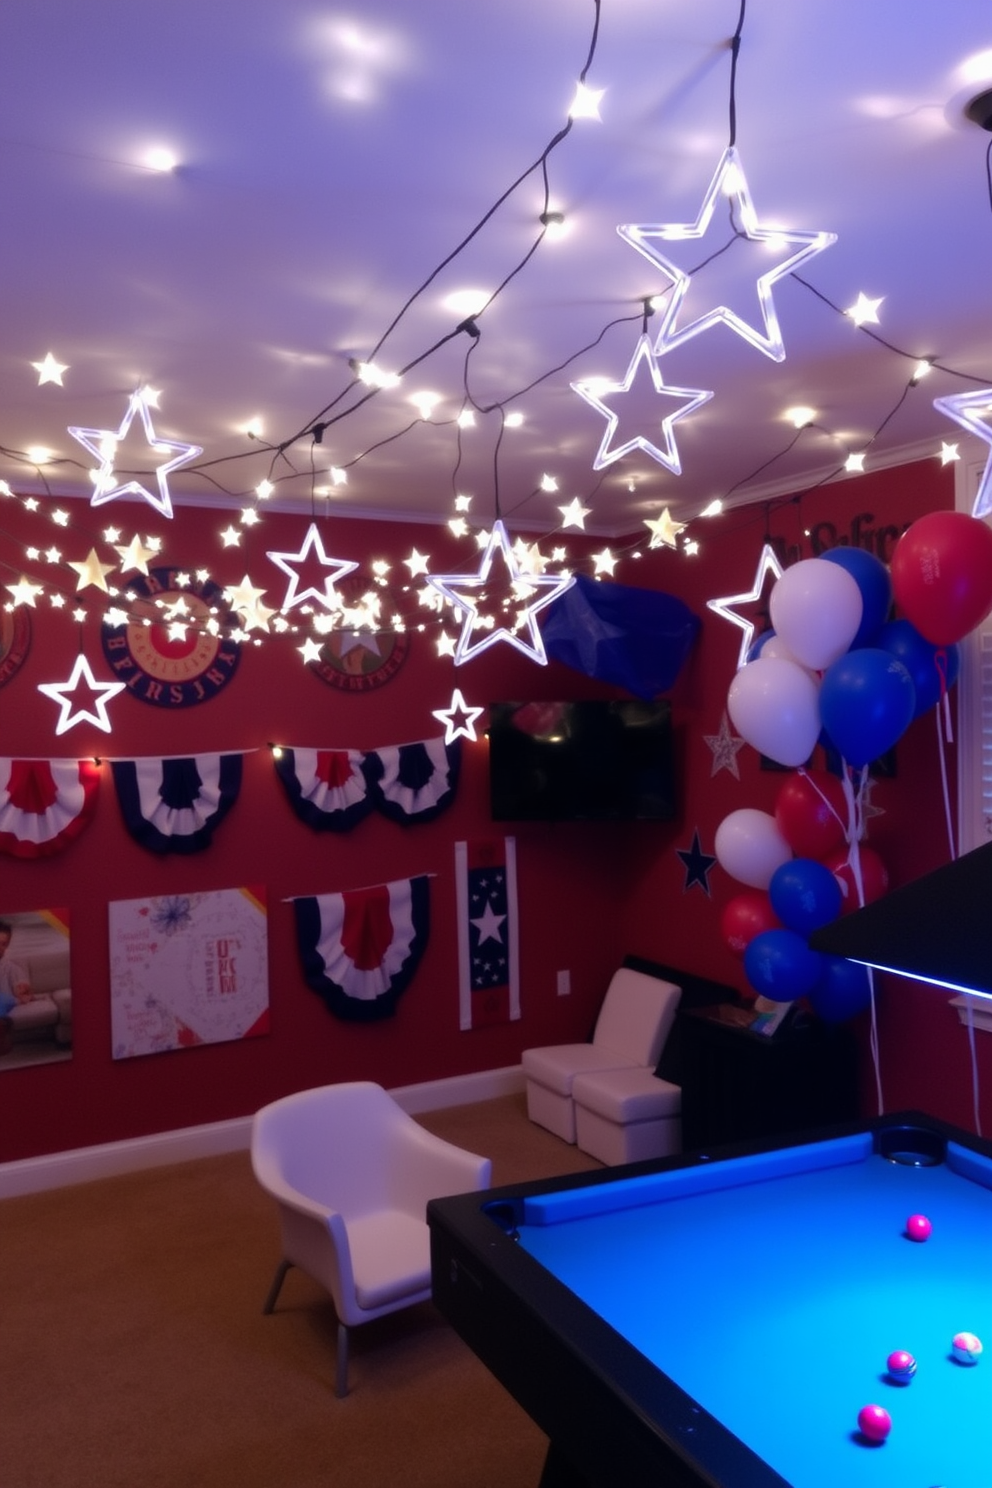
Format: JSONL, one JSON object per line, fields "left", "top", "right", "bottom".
{"left": 101, "top": 567, "right": 240, "bottom": 708}
{"left": 0, "top": 607, "right": 31, "bottom": 688}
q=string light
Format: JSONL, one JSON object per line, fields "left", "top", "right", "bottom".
{"left": 32, "top": 353, "right": 68, "bottom": 386}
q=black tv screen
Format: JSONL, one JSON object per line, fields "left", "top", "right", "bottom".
{"left": 488, "top": 699, "right": 677, "bottom": 822}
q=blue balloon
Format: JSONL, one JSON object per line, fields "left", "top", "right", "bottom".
{"left": 877, "top": 618, "right": 960, "bottom": 719}
{"left": 769, "top": 858, "right": 844, "bottom": 936}
{"left": 743, "top": 928, "right": 824, "bottom": 1002}
{"left": 819, "top": 648, "right": 916, "bottom": 767}
{"left": 820, "top": 548, "right": 892, "bottom": 648}
{"left": 746, "top": 628, "right": 776, "bottom": 663}
{"left": 808, "top": 955, "right": 872, "bottom": 1023}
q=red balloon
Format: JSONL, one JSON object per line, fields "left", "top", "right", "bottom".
{"left": 823, "top": 844, "right": 889, "bottom": 913}
{"left": 774, "top": 769, "right": 848, "bottom": 859}
{"left": 719, "top": 891, "right": 782, "bottom": 957}
{"left": 890, "top": 510, "right": 992, "bottom": 645}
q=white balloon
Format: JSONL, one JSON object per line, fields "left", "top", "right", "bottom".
{"left": 715, "top": 809, "right": 793, "bottom": 889}
{"left": 727, "top": 655, "right": 821, "bottom": 767}
{"left": 768, "top": 558, "right": 863, "bottom": 671}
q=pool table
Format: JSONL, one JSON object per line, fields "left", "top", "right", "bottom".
{"left": 428, "top": 1112, "right": 992, "bottom": 1487}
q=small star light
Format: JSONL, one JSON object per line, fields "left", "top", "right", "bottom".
{"left": 704, "top": 712, "right": 747, "bottom": 779}
{"left": 846, "top": 293, "right": 883, "bottom": 326}
{"left": 405, "top": 549, "right": 431, "bottom": 578}
{"left": 558, "top": 497, "right": 591, "bottom": 530}
{"left": 845, "top": 452, "right": 866, "bottom": 473}
{"left": 68, "top": 548, "right": 115, "bottom": 593}
{"left": 114, "top": 535, "right": 157, "bottom": 575}
{"left": 706, "top": 541, "right": 785, "bottom": 670}
{"left": 617, "top": 146, "right": 836, "bottom": 362}
{"left": 225, "top": 576, "right": 275, "bottom": 632}
{"left": 940, "top": 441, "right": 960, "bottom": 466}
{"left": 933, "top": 388, "right": 992, "bottom": 517}
{"left": 568, "top": 81, "right": 605, "bottom": 119}
{"left": 592, "top": 548, "right": 617, "bottom": 576}
{"left": 32, "top": 352, "right": 68, "bottom": 385}
{"left": 220, "top": 525, "right": 242, "bottom": 547}
{"left": 426, "top": 518, "right": 574, "bottom": 666}
{"left": 68, "top": 388, "right": 202, "bottom": 519}
{"left": 298, "top": 637, "right": 324, "bottom": 664}
{"left": 571, "top": 334, "right": 712, "bottom": 473}
{"left": 6, "top": 576, "right": 43, "bottom": 607}
{"left": 266, "top": 523, "right": 358, "bottom": 612}
{"left": 432, "top": 688, "right": 484, "bottom": 744}
{"left": 38, "top": 654, "right": 126, "bottom": 734}
{"left": 645, "top": 508, "right": 687, "bottom": 549}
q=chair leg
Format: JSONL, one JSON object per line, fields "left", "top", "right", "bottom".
{"left": 335, "top": 1322, "right": 349, "bottom": 1398}
{"left": 262, "top": 1258, "right": 292, "bottom": 1315}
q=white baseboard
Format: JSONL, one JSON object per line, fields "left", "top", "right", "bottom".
{"left": 0, "top": 1065, "right": 525, "bottom": 1200}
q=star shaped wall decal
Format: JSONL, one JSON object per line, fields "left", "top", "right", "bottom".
{"left": 266, "top": 522, "right": 359, "bottom": 612}
{"left": 617, "top": 146, "right": 837, "bottom": 363}
{"left": 38, "top": 654, "right": 127, "bottom": 734}
{"left": 703, "top": 712, "right": 748, "bottom": 779}
{"left": 571, "top": 334, "right": 713, "bottom": 473}
{"left": 933, "top": 388, "right": 992, "bottom": 517}
{"left": 676, "top": 828, "right": 718, "bottom": 894}
{"left": 432, "top": 688, "right": 484, "bottom": 743}
{"left": 706, "top": 541, "right": 784, "bottom": 670}
{"left": 426, "top": 519, "right": 574, "bottom": 665}
{"left": 68, "top": 388, "right": 202, "bottom": 519}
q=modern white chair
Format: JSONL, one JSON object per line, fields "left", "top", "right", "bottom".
{"left": 251, "top": 1080, "right": 491, "bottom": 1397}
{"left": 522, "top": 967, "right": 681, "bottom": 1144}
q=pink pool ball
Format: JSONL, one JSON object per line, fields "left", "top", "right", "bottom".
{"left": 858, "top": 1405, "right": 892, "bottom": 1443}
{"left": 886, "top": 1350, "right": 917, "bottom": 1382}
{"left": 906, "top": 1213, "right": 932, "bottom": 1242}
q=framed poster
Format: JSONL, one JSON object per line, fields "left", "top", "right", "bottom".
{"left": 109, "top": 886, "right": 269, "bottom": 1059}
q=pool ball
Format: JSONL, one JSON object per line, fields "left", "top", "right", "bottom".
{"left": 906, "top": 1213, "right": 932, "bottom": 1242}
{"left": 857, "top": 1404, "right": 892, "bottom": 1442}
{"left": 886, "top": 1350, "right": 917, "bottom": 1382}
{"left": 951, "top": 1331, "right": 983, "bottom": 1364}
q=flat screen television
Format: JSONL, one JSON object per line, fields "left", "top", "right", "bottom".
{"left": 488, "top": 699, "right": 677, "bottom": 822}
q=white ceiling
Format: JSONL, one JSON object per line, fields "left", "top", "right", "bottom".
{"left": 4, "top": 0, "right": 992, "bottom": 538}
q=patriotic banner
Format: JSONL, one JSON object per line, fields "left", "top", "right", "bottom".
{"left": 293, "top": 876, "right": 430, "bottom": 1022}
{"left": 0, "top": 758, "right": 100, "bottom": 858}
{"left": 110, "top": 753, "right": 243, "bottom": 854}
{"left": 455, "top": 837, "right": 519, "bottom": 1030}
{"left": 274, "top": 736, "right": 460, "bottom": 831}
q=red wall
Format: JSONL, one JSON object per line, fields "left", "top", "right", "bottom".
{"left": 3, "top": 459, "right": 987, "bottom": 1161}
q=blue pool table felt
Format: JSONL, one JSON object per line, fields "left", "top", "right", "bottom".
{"left": 516, "top": 1136, "right": 992, "bottom": 1488}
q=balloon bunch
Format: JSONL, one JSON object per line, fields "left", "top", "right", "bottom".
{"left": 714, "top": 510, "right": 992, "bottom": 1023}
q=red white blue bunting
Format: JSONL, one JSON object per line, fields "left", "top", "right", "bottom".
{"left": 0, "top": 757, "right": 100, "bottom": 857}
{"left": 110, "top": 753, "right": 243, "bottom": 854}
{"left": 292, "top": 875, "right": 430, "bottom": 1021}
{"left": 273, "top": 736, "right": 460, "bottom": 831}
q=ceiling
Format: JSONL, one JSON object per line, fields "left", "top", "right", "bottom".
{"left": 4, "top": 0, "right": 992, "bottom": 540}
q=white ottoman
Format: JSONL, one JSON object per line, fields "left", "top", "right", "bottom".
{"left": 573, "top": 1066, "right": 681, "bottom": 1166}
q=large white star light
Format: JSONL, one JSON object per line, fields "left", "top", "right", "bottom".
{"left": 68, "top": 389, "right": 202, "bottom": 519}
{"left": 426, "top": 519, "right": 574, "bottom": 666}
{"left": 571, "top": 334, "right": 713, "bottom": 473}
{"left": 266, "top": 523, "right": 358, "bottom": 612}
{"left": 38, "top": 654, "right": 127, "bottom": 734}
{"left": 618, "top": 147, "right": 837, "bottom": 363}
{"left": 933, "top": 388, "right": 992, "bottom": 518}
{"left": 706, "top": 541, "right": 784, "bottom": 670}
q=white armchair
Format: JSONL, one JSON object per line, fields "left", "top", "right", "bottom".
{"left": 251, "top": 1081, "right": 491, "bottom": 1396}
{"left": 522, "top": 967, "right": 681, "bottom": 1144}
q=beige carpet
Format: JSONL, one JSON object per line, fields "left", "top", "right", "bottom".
{"left": 0, "top": 1092, "right": 601, "bottom": 1488}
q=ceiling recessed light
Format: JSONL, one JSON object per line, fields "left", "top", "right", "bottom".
{"left": 143, "top": 147, "right": 178, "bottom": 173}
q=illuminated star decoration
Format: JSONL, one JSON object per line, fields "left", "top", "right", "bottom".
{"left": 265, "top": 523, "right": 358, "bottom": 612}
{"left": 5, "top": 576, "right": 44, "bottom": 607}
{"left": 706, "top": 541, "right": 785, "bottom": 671}
{"left": 933, "top": 388, "right": 992, "bottom": 517}
{"left": 571, "top": 334, "right": 713, "bottom": 473}
{"left": 644, "top": 507, "right": 687, "bottom": 549}
{"left": 432, "top": 689, "right": 485, "bottom": 744}
{"left": 68, "top": 388, "right": 202, "bottom": 519}
{"left": 32, "top": 352, "right": 68, "bottom": 385}
{"left": 676, "top": 828, "right": 718, "bottom": 895}
{"left": 38, "top": 654, "right": 127, "bottom": 734}
{"left": 114, "top": 535, "right": 158, "bottom": 575}
{"left": 426, "top": 519, "right": 574, "bottom": 666}
{"left": 68, "top": 548, "right": 115, "bottom": 593}
{"left": 703, "top": 711, "right": 747, "bottom": 780}
{"left": 618, "top": 146, "right": 837, "bottom": 363}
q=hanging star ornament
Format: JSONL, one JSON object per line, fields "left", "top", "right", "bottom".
{"left": 68, "top": 548, "right": 115, "bottom": 593}
{"left": 703, "top": 711, "right": 747, "bottom": 779}
{"left": 68, "top": 389, "right": 201, "bottom": 519}
{"left": 617, "top": 146, "right": 836, "bottom": 362}
{"left": 571, "top": 334, "right": 713, "bottom": 473}
{"left": 706, "top": 541, "right": 785, "bottom": 670}
{"left": 266, "top": 523, "right": 359, "bottom": 612}
{"left": 426, "top": 519, "right": 574, "bottom": 666}
{"left": 38, "top": 653, "right": 127, "bottom": 734}
{"left": 933, "top": 388, "right": 992, "bottom": 517}
{"left": 432, "top": 688, "right": 485, "bottom": 743}
{"left": 644, "top": 507, "right": 687, "bottom": 549}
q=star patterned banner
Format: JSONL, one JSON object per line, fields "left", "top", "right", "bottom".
{"left": 292, "top": 875, "right": 430, "bottom": 1022}
{"left": 455, "top": 837, "right": 520, "bottom": 1030}
{"left": 110, "top": 753, "right": 243, "bottom": 854}
{"left": 273, "top": 736, "right": 461, "bottom": 831}
{"left": 0, "top": 757, "right": 100, "bottom": 858}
